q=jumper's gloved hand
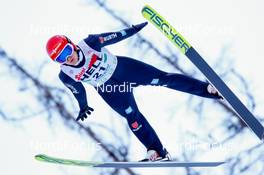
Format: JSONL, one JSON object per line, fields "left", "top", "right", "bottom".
{"left": 76, "top": 106, "right": 94, "bottom": 121}
{"left": 132, "top": 22, "right": 148, "bottom": 32}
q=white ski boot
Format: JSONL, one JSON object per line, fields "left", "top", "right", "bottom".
{"left": 207, "top": 84, "right": 223, "bottom": 99}
{"left": 139, "top": 149, "right": 171, "bottom": 162}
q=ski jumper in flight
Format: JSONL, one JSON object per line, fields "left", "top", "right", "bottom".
{"left": 46, "top": 22, "right": 222, "bottom": 161}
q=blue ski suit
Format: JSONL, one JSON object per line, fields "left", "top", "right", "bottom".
{"left": 58, "top": 22, "right": 220, "bottom": 157}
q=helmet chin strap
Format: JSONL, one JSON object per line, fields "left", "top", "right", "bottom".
{"left": 74, "top": 48, "right": 82, "bottom": 65}
{"left": 74, "top": 46, "right": 79, "bottom": 52}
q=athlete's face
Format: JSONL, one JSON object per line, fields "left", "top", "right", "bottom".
{"left": 66, "top": 51, "right": 79, "bottom": 65}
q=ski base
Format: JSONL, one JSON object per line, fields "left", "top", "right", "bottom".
{"left": 35, "top": 154, "right": 225, "bottom": 168}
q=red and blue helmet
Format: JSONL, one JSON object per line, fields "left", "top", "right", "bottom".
{"left": 46, "top": 35, "right": 77, "bottom": 64}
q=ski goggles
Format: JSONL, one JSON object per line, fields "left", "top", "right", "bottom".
{"left": 55, "top": 43, "right": 74, "bottom": 64}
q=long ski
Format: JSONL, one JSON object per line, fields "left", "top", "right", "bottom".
{"left": 142, "top": 5, "right": 264, "bottom": 140}
{"left": 35, "top": 154, "right": 225, "bottom": 168}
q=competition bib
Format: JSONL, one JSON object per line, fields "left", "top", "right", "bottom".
{"left": 61, "top": 40, "right": 117, "bottom": 86}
